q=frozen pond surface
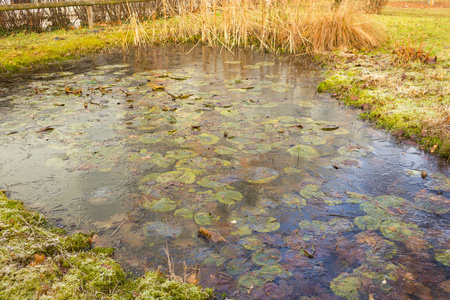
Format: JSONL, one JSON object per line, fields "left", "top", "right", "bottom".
{"left": 1, "top": 46, "right": 449, "bottom": 299}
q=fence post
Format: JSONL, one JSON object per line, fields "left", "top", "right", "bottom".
{"left": 87, "top": 5, "right": 94, "bottom": 28}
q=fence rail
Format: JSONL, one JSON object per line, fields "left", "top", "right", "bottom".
{"left": 0, "top": 0, "right": 157, "bottom": 28}
{"left": 0, "top": 0, "right": 155, "bottom": 11}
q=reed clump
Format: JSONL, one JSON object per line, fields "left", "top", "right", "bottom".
{"left": 147, "top": 0, "right": 385, "bottom": 54}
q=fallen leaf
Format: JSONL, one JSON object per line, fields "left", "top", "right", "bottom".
{"left": 37, "top": 126, "right": 54, "bottom": 133}
{"left": 152, "top": 85, "right": 165, "bottom": 91}
{"left": 430, "top": 145, "right": 438, "bottom": 153}
{"left": 198, "top": 227, "right": 226, "bottom": 243}
{"left": 187, "top": 272, "right": 199, "bottom": 285}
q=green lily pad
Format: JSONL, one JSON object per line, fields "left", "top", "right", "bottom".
{"left": 258, "top": 264, "right": 292, "bottom": 280}
{"left": 165, "top": 149, "right": 196, "bottom": 159}
{"left": 220, "top": 245, "right": 245, "bottom": 260}
{"left": 413, "top": 190, "right": 450, "bottom": 214}
{"left": 288, "top": 144, "right": 319, "bottom": 158}
{"left": 143, "top": 197, "right": 177, "bottom": 212}
{"left": 141, "top": 152, "right": 175, "bottom": 168}
{"left": 354, "top": 215, "right": 380, "bottom": 231}
{"left": 252, "top": 248, "right": 281, "bottom": 266}
{"left": 281, "top": 193, "right": 306, "bottom": 209}
{"left": 139, "top": 132, "right": 166, "bottom": 144}
{"left": 256, "top": 62, "right": 275, "bottom": 67}
{"left": 176, "top": 157, "right": 232, "bottom": 175}
{"left": 338, "top": 144, "right": 373, "bottom": 158}
{"left": 379, "top": 220, "right": 422, "bottom": 241}
{"left": 300, "top": 184, "right": 325, "bottom": 199}
{"left": 194, "top": 212, "right": 215, "bottom": 225}
{"left": 215, "top": 190, "right": 243, "bottom": 205}
{"left": 215, "top": 146, "right": 237, "bottom": 155}
{"left": 141, "top": 170, "right": 196, "bottom": 184}
{"left": 239, "top": 236, "right": 264, "bottom": 251}
{"left": 231, "top": 225, "right": 253, "bottom": 237}
{"left": 299, "top": 218, "right": 353, "bottom": 235}
{"left": 427, "top": 173, "right": 450, "bottom": 192}
{"left": 196, "top": 133, "right": 220, "bottom": 145}
{"left": 203, "top": 253, "right": 226, "bottom": 266}
{"left": 174, "top": 207, "right": 194, "bottom": 219}
{"left": 247, "top": 167, "right": 279, "bottom": 184}
{"left": 301, "top": 135, "right": 327, "bottom": 146}
{"left": 345, "top": 192, "right": 372, "bottom": 203}
{"left": 198, "top": 175, "right": 228, "bottom": 189}
{"left": 144, "top": 221, "right": 182, "bottom": 238}
{"left": 330, "top": 274, "right": 362, "bottom": 300}
{"left": 238, "top": 272, "right": 266, "bottom": 289}
{"left": 435, "top": 249, "right": 450, "bottom": 266}
{"left": 355, "top": 232, "right": 398, "bottom": 260}
{"left": 249, "top": 216, "right": 280, "bottom": 233}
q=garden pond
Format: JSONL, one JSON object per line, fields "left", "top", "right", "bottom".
{"left": 0, "top": 46, "right": 449, "bottom": 299}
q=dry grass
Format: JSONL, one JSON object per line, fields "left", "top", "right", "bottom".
{"left": 145, "top": 0, "right": 385, "bottom": 54}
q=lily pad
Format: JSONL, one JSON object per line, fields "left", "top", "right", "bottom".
{"left": 287, "top": 144, "right": 319, "bottom": 158}
{"left": 176, "top": 157, "right": 232, "bottom": 175}
{"left": 300, "top": 185, "right": 325, "bottom": 199}
{"left": 194, "top": 212, "right": 215, "bottom": 225}
{"left": 301, "top": 135, "right": 327, "bottom": 146}
{"left": 165, "top": 149, "right": 196, "bottom": 159}
{"left": 215, "top": 190, "right": 243, "bottom": 205}
{"left": 139, "top": 132, "right": 166, "bottom": 144}
{"left": 144, "top": 221, "right": 182, "bottom": 238}
{"left": 281, "top": 193, "right": 306, "bottom": 209}
{"left": 435, "top": 249, "right": 450, "bottom": 266}
{"left": 252, "top": 248, "right": 281, "bottom": 266}
{"left": 427, "top": 173, "right": 450, "bottom": 192}
{"left": 413, "top": 190, "right": 450, "bottom": 214}
{"left": 246, "top": 167, "right": 279, "bottom": 184}
{"left": 214, "top": 146, "right": 237, "bottom": 155}
{"left": 249, "top": 216, "right": 280, "bottom": 233}
{"left": 143, "top": 197, "right": 177, "bottom": 212}
{"left": 203, "top": 253, "right": 226, "bottom": 266}
{"left": 174, "top": 207, "right": 194, "bottom": 219}
{"left": 239, "top": 236, "right": 264, "bottom": 251}
{"left": 141, "top": 170, "right": 196, "bottom": 184}
{"left": 330, "top": 274, "right": 362, "bottom": 300}
{"left": 196, "top": 133, "right": 220, "bottom": 145}
{"left": 238, "top": 272, "right": 266, "bottom": 289}
{"left": 338, "top": 144, "right": 373, "bottom": 158}
{"left": 198, "top": 175, "right": 229, "bottom": 189}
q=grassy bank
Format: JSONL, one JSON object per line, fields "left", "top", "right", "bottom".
{"left": 318, "top": 6, "right": 450, "bottom": 158}
{"left": 0, "top": 192, "right": 212, "bottom": 299}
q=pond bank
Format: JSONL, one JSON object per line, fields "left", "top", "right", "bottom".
{"left": 0, "top": 191, "right": 212, "bottom": 299}
{"left": 318, "top": 7, "right": 450, "bottom": 159}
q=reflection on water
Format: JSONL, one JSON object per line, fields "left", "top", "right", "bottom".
{"left": 0, "top": 46, "right": 449, "bottom": 299}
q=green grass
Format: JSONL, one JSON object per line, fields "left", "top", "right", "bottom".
{"left": 0, "top": 28, "right": 123, "bottom": 72}
{"left": 375, "top": 7, "right": 450, "bottom": 63}
{"left": 318, "top": 7, "right": 450, "bottom": 158}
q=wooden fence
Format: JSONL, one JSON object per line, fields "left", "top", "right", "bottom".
{"left": 0, "top": 0, "right": 157, "bottom": 28}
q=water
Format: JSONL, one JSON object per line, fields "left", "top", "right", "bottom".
{"left": 0, "top": 46, "right": 449, "bottom": 299}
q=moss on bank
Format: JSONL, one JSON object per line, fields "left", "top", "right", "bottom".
{"left": 317, "top": 7, "right": 450, "bottom": 159}
{"left": 0, "top": 192, "right": 212, "bottom": 299}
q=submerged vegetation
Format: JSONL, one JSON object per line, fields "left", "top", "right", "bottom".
{"left": 0, "top": 192, "right": 212, "bottom": 299}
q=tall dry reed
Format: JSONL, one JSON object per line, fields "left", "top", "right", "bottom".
{"left": 147, "top": 0, "right": 385, "bottom": 54}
